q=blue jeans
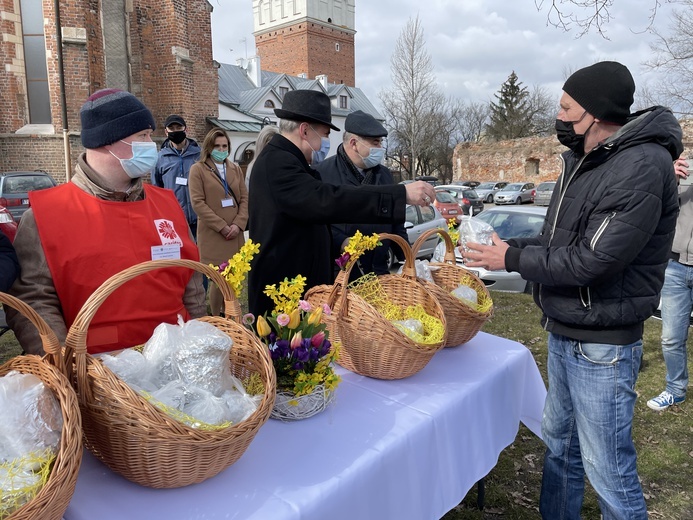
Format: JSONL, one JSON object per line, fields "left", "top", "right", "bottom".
{"left": 660, "top": 259, "right": 692, "bottom": 398}
{"left": 540, "top": 333, "right": 647, "bottom": 520}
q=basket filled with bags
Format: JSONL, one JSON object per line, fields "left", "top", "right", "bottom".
{"left": 411, "top": 227, "right": 493, "bottom": 347}
{"left": 305, "top": 232, "right": 447, "bottom": 380}
{"left": 62, "top": 259, "right": 275, "bottom": 489}
{"left": 0, "top": 292, "right": 82, "bottom": 520}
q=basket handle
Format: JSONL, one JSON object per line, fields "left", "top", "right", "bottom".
{"left": 0, "top": 291, "right": 65, "bottom": 373}
{"left": 378, "top": 232, "right": 416, "bottom": 279}
{"left": 412, "top": 228, "right": 457, "bottom": 265}
{"left": 63, "top": 260, "right": 239, "bottom": 401}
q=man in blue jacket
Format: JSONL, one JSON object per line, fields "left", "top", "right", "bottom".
{"left": 0, "top": 229, "right": 19, "bottom": 292}
{"left": 464, "top": 61, "right": 681, "bottom": 520}
{"left": 154, "top": 115, "right": 201, "bottom": 238}
{"left": 316, "top": 111, "right": 408, "bottom": 280}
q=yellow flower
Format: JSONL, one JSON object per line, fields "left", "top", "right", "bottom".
{"left": 288, "top": 308, "right": 301, "bottom": 329}
{"left": 257, "top": 315, "right": 271, "bottom": 337}
{"left": 290, "top": 331, "right": 303, "bottom": 349}
{"left": 307, "top": 306, "right": 323, "bottom": 325}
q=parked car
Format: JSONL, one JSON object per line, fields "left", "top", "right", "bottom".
{"left": 493, "top": 182, "right": 535, "bottom": 205}
{"left": 436, "top": 185, "right": 484, "bottom": 216}
{"left": 452, "top": 180, "right": 480, "bottom": 189}
{"left": 433, "top": 205, "right": 548, "bottom": 292}
{"left": 0, "top": 203, "right": 18, "bottom": 243}
{"left": 387, "top": 205, "right": 447, "bottom": 269}
{"left": 432, "top": 189, "right": 465, "bottom": 222}
{"left": 474, "top": 181, "right": 508, "bottom": 203}
{"left": 0, "top": 171, "right": 57, "bottom": 222}
{"left": 533, "top": 181, "right": 556, "bottom": 206}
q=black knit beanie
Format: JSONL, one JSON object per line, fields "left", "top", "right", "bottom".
{"left": 562, "top": 61, "right": 635, "bottom": 125}
{"left": 80, "top": 89, "right": 156, "bottom": 149}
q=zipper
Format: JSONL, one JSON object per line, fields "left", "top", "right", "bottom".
{"left": 590, "top": 211, "right": 617, "bottom": 251}
{"left": 579, "top": 287, "right": 592, "bottom": 308}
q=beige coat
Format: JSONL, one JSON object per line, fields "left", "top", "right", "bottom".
{"left": 189, "top": 159, "right": 249, "bottom": 266}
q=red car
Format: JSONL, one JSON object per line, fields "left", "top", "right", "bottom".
{"left": 433, "top": 189, "right": 464, "bottom": 223}
{"left": 0, "top": 204, "right": 18, "bottom": 243}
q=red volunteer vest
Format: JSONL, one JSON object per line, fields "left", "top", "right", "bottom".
{"left": 30, "top": 183, "right": 199, "bottom": 354}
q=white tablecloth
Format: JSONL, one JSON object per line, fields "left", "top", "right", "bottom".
{"left": 64, "top": 332, "right": 546, "bottom": 520}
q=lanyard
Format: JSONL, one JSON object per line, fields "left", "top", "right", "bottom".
{"left": 207, "top": 161, "right": 236, "bottom": 202}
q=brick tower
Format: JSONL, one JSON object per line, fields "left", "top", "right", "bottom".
{"left": 252, "top": 0, "right": 355, "bottom": 86}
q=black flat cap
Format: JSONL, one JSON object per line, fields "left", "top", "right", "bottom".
{"left": 164, "top": 114, "right": 186, "bottom": 128}
{"left": 274, "top": 90, "right": 340, "bottom": 131}
{"left": 345, "top": 110, "right": 387, "bottom": 138}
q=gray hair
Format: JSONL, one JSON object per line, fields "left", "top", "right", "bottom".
{"left": 342, "top": 131, "right": 357, "bottom": 144}
{"left": 255, "top": 125, "right": 279, "bottom": 156}
{"left": 279, "top": 119, "right": 301, "bottom": 133}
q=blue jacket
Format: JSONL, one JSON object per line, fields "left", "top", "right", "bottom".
{"left": 153, "top": 138, "right": 201, "bottom": 226}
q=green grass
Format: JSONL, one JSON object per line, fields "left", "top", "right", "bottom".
{"left": 1, "top": 291, "right": 691, "bottom": 518}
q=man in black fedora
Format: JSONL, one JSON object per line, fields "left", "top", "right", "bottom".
{"left": 248, "top": 89, "right": 436, "bottom": 316}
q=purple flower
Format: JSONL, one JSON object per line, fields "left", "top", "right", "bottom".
{"left": 299, "top": 300, "right": 312, "bottom": 312}
{"left": 322, "top": 304, "right": 332, "bottom": 316}
{"left": 275, "top": 339, "right": 290, "bottom": 357}
{"left": 293, "top": 345, "right": 310, "bottom": 363}
{"left": 293, "top": 361, "right": 305, "bottom": 371}
{"left": 318, "top": 339, "right": 332, "bottom": 358}
{"left": 335, "top": 253, "right": 351, "bottom": 269}
{"left": 218, "top": 261, "right": 229, "bottom": 272}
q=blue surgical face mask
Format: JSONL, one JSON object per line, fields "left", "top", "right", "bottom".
{"left": 308, "top": 126, "right": 330, "bottom": 165}
{"left": 357, "top": 139, "right": 386, "bottom": 169}
{"left": 110, "top": 141, "right": 158, "bottom": 178}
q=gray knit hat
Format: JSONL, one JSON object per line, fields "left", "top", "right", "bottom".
{"left": 562, "top": 61, "right": 635, "bottom": 125}
{"left": 80, "top": 89, "right": 156, "bottom": 148}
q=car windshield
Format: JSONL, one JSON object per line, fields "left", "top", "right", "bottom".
{"left": 537, "top": 182, "right": 556, "bottom": 191}
{"left": 3, "top": 175, "right": 54, "bottom": 194}
{"left": 477, "top": 183, "right": 494, "bottom": 190}
{"left": 501, "top": 183, "right": 524, "bottom": 191}
{"left": 475, "top": 211, "right": 545, "bottom": 240}
{"left": 463, "top": 189, "right": 478, "bottom": 199}
{"left": 435, "top": 191, "right": 457, "bottom": 203}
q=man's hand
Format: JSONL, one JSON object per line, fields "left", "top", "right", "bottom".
{"left": 461, "top": 233, "right": 509, "bottom": 271}
{"left": 404, "top": 181, "right": 437, "bottom": 207}
{"left": 674, "top": 155, "right": 689, "bottom": 181}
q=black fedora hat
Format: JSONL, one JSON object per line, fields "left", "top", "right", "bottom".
{"left": 274, "top": 90, "right": 340, "bottom": 131}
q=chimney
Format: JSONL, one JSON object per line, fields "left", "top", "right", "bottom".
{"left": 316, "top": 74, "right": 328, "bottom": 88}
{"left": 247, "top": 55, "right": 262, "bottom": 88}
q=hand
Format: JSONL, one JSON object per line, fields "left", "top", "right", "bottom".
{"left": 674, "top": 156, "right": 689, "bottom": 181}
{"left": 220, "top": 225, "right": 232, "bottom": 239}
{"left": 226, "top": 224, "right": 241, "bottom": 240}
{"left": 461, "top": 233, "right": 509, "bottom": 271}
{"left": 405, "top": 181, "right": 437, "bottom": 207}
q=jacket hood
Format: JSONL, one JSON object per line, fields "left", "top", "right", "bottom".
{"left": 606, "top": 106, "right": 683, "bottom": 161}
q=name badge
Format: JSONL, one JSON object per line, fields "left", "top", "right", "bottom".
{"left": 151, "top": 244, "right": 181, "bottom": 261}
{"left": 221, "top": 198, "right": 235, "bottom": 208}
{"left": 175, "top": 177, "right": 188, "bottom": 186}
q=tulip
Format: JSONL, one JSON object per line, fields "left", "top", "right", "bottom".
{"left": 307, "top": 306, "right": 323, "bottom": 325}
{"left": 322, "top": 304, "right": 332, "bottom": 316}
{"left": 310, "top": 330, "right": 326, "bottom": 347}
{"left": 288, "top": 308, "right": 301, "bottom": 329}
{"left": 256, "top": 315, "right": 271, "bottom": 337}
{"left": 299, "top": 300, "right": 312, "bottom": 312}
{"left": 290, "top": 331, "right": 303, "bottom": 349}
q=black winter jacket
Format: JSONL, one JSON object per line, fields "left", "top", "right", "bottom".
{"left": 0, "top": 230, "right": 19, "bottom": 292}
{"left": 505, "top": 107, "right": 682, "bottom": 344}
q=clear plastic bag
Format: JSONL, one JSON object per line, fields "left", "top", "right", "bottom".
{"left": 452, "top": 284, "right": 479, "bottom": 307}
{"left": 458, "top": 215, "right": 494, "bottom": 253}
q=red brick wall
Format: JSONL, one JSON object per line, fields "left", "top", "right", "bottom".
{"left": 256, "top": 21, "right": 355, "bottom": 86}
{"left": 0, "top": 0, "right": 29, "bottom": 132}
{"left": 0, "top": 134, "right": 84, "bottom": 184}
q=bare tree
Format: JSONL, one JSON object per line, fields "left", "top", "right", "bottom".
{"left": 535, "top": 0, "right": 665, "bottom": 37}
{"left": 458, "top": 102, "right": 490, "bottom": 143}
{"left": 380, "top": 16, "right": 443, "bottom": 179}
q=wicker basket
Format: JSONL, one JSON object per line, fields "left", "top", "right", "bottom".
{"left": 304, "top": 233, "right": 447, "bottom": 380}
{"left": 411, "top": 228, "right": 493, "bottom": 347}
{"left": 62, "top": 259, "right": 276, "bottom": 488}
{"left": 0, "top": 292, "right": 82, "bottom": 520}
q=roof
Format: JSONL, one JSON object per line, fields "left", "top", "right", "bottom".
{"left": 207, "top": 117, "right": 271, "bottom": 133}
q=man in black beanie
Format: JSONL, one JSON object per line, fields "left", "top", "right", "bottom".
{"left": 7, "top": 89, "right": 206, "bottom": 355}
{"left": 464, "top": 61, "right": 682, "bottom": 519}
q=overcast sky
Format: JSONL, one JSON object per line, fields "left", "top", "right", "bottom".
{"left": 210, "top": 0, "right": 676, "bottom": 112}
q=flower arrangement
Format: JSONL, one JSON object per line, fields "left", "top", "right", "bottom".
{"left": 335, "top": 231, "right": 381, "bottom": 271}
{"left": 245, "top": 275, "right": 340, "bottom": 398}
{"left": 447, "top": 219, "right": 460, "bottom": 245}
{"left": 212, "top": 239, "right": 260, "bottom": 297}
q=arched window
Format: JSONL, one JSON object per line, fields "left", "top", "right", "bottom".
{"left": 264, "top": 100, "right": 275, "bottom": 108}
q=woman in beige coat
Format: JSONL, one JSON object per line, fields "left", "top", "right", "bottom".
{"left": 189, "top": 128, "right": 248, "bottom": 315}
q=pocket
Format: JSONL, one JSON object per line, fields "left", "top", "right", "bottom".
{"left": 576, "top": 341, "right": 618, "bottom": 365}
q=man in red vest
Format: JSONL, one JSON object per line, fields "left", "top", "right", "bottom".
{"left": 7, "top": 89, "right": 206, "bottom": 354}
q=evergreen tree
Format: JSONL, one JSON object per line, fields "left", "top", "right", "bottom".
{"left": 486, "top": 71, "right": 534, "bottom": 140}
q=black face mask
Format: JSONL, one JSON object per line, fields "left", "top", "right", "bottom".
{"left": 167, "top": 130, "right": 187, "bottom": 145}
{"left": 555, "top": 111, "right": 593, "bottom": 154}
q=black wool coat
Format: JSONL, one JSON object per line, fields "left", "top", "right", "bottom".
{"left": 248, "top": 134, "right": 407, "bottom": 317}
{"left": 0, "top": 230, "right": 19, "bottom": 292}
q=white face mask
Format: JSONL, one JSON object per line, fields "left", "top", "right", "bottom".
{"left": 109, "top": 141, "right": 158, "bottom": 178}
{"left": 357, "top": 139, "right": 385, "bottom": 169}
{"left": 308, "top": 126, "right": 330, "bottom": 165}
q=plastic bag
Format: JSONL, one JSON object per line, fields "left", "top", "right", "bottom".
{"left": 458, "top": 215, "right": 494, "bottom": 253}
{"left": 452, "top": 284, "right": 478, "bottom": 307}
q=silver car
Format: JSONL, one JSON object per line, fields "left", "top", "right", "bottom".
{"left": 533, "top": 181, "right": 556, "bottom": 206}
{"left": 387, "top": 205, "right": 447, "bottom": 268}
{"left": 474, "top": 181, "right": 508, "bottom": 203}
{"left": 493, "top": 182, "right": 535, "bottom": 205}
{"left": 433, "top": 205, "right": 548, "bottom": 292}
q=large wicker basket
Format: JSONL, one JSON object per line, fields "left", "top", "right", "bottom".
{"left": 62, "top": 260, "right": 276, "bottom": 488}
{"left": 304, "top": 233, "right": 447, "bottom": 380}
{"left": 411, "top": 228, "right": 493, "bottom": 346}
{"left": 0, "top": 292, "right": 82, "bottom": 520}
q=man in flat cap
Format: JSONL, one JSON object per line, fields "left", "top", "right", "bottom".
{"left": 464, "top": 61, "right": 682, "bottom": 519}
{"left": 7, "top": 89, "right": 206, "bottom": 355}
{"left": 316, "top": 110, "right": 408, "bottom": 280}
{"left": 248, "top": 90, "right": 436, "bottom": 316}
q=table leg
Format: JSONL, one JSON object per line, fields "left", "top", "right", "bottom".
{"left": 476, "top": 478, "right": 485, "bottom": 510}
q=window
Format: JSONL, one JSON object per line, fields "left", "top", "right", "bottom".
{"left": 264, "top": 100, "right": 275, "bottom": 108}
{"left": 335, "top": 42, "right": 340, "bottom": 52}
{"left": 405, "top": 206, "right": 419, "bottom": 226}
{"left": 279, "top": 86, "right": 288, "bottom": 98}
{"left": 339, "top": 95, "right": 347, "bottom": 109}
{"left": 20, "top": 0, "right": 50, "bottom": 123}
{"left": 420, "top": 206, "right": 436, "bottom": 223}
